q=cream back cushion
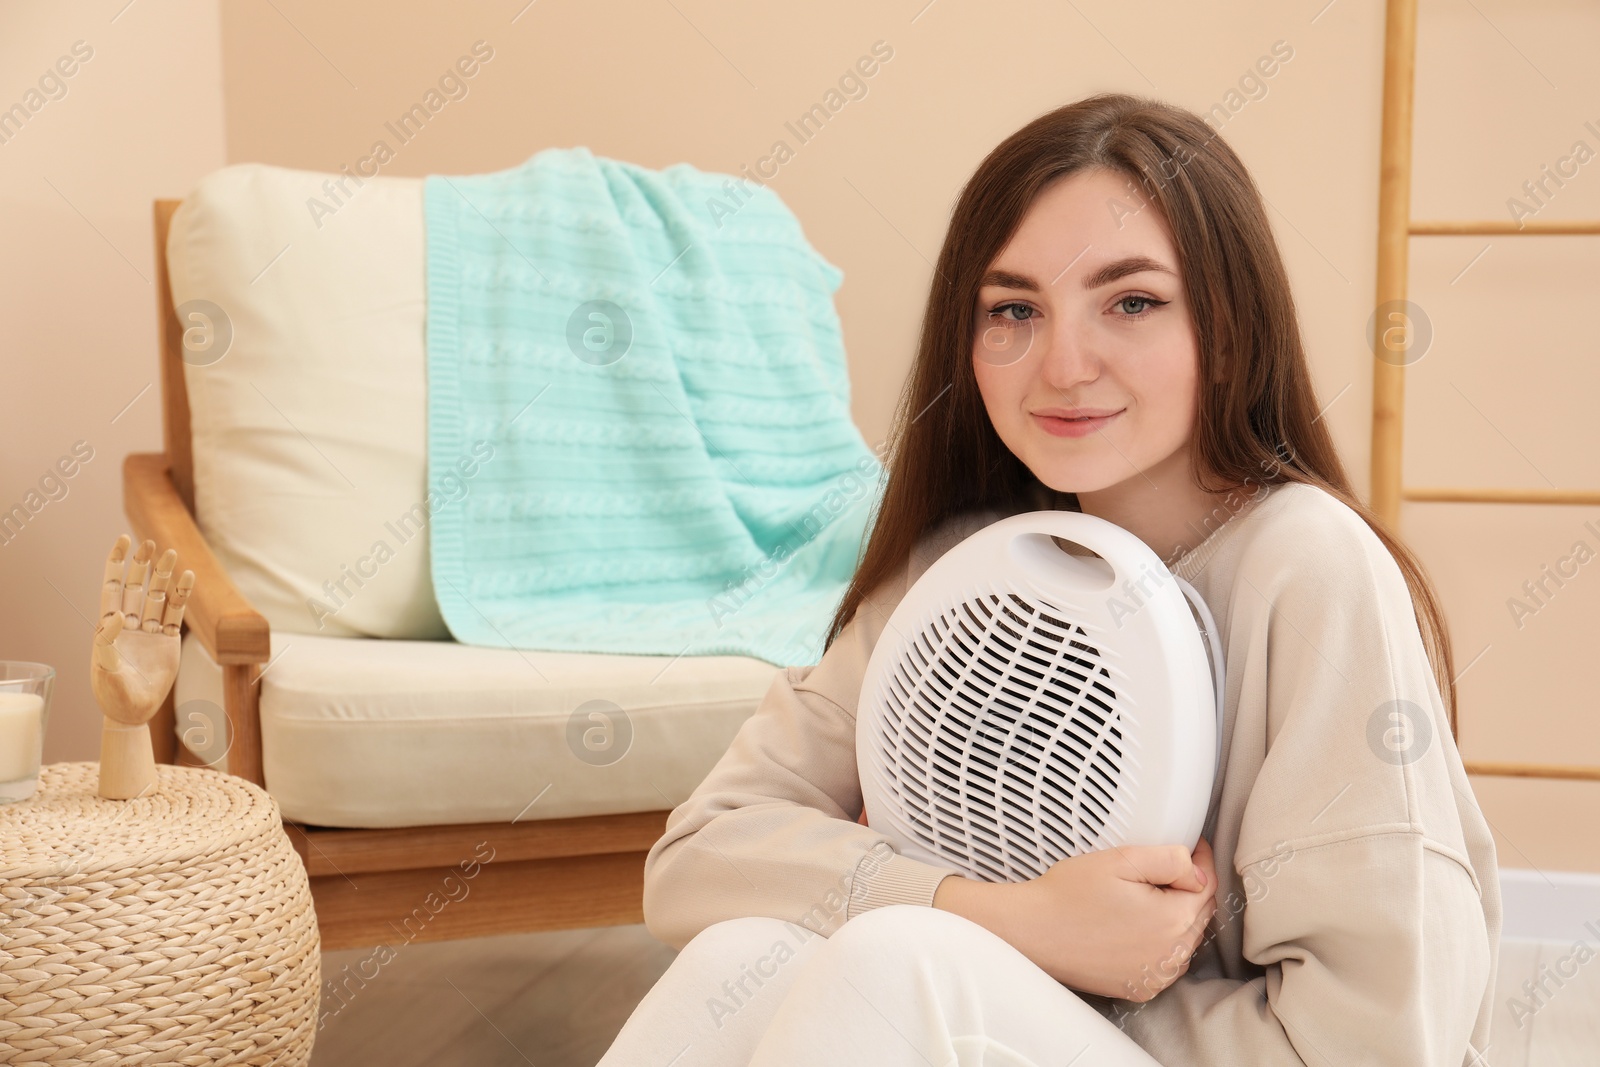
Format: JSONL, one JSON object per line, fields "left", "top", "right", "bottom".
{"left": 167, "top": 162, "right": 447, "bottom": 639}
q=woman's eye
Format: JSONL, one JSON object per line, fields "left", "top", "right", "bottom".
{"left": 988, "top": 302, "right": 1035, "bottom": 325}
{"left": 1115, "top": 295, "right": 1167, "bottom": 317}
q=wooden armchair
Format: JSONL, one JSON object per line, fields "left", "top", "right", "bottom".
{"left": 130, "top": 200, "right": 669, "bottom": 951}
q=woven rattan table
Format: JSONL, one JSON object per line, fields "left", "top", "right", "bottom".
{"left": 0, "top": 761, "right": 319, "bottom": 1064}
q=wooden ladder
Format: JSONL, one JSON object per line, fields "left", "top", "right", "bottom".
{"left": 1373, "top": 0, "right": 1600, "bottom": 783}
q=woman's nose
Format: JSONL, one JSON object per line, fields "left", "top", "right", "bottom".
{"left": 1038, "top": 319, "right": 1101, "bottom": 389}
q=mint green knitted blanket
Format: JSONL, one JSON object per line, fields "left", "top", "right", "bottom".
{"left": 423, "top": 147, "right": 881, "bottom": 667}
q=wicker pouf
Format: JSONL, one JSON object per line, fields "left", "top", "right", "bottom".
{"left": 0, "top": 761, "right": 320, "bottom": 1065}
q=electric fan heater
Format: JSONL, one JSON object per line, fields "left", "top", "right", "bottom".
{"left": 856, "top": 509, "right": 1225, "bottom": 883}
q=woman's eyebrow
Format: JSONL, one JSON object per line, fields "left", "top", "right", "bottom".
{"left": 978, "top": 268, "right": 1043, "bottom": 292}
{"left": 978, "top": 255, "right": 1176, "bottom": 293}
{"left": 1079, "top": 255, "right": 1176, "bottom": 289}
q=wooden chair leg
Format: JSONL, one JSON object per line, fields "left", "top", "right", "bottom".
{"left": 222, "top": 662, "right": 265, "bottom": 787}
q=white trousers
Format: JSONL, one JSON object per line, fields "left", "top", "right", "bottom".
{"left": 597, "top": 904, "right": 1164, "bottom": 1066}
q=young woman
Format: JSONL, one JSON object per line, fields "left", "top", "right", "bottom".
{"left": 598, "top": 93, "right": 1500, "bottom": 1067}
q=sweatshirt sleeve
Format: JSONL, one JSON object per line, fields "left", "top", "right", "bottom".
{"left": 641, "top": 522, "right": 975, "bottom": 951}
{"left": 1099, "top": 508, "right": 1497, "bottom": 1066}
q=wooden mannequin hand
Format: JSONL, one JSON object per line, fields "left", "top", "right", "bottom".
{"left": 91, "top": 534, "right": 195, "bottom": 727}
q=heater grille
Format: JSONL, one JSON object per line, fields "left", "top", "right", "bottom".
{"left": 868, "top": 588, "right": 1132, "bottom": 882}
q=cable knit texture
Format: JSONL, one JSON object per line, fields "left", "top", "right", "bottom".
{"left": 423, "top": 147, "right": 880, "bottom": 665}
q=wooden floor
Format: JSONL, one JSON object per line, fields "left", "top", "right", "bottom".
{"left": 309, "top": 928, "right": 1597, "bottom": 1066}
{"left": 309, "top": 924, "right": 677, "bottom": 1067}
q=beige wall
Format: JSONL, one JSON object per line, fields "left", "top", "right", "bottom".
{"left": 4, "top": 0, "right": 1595, "bottom": 870}
{"left": 0, "top": 2, "right": 226, "bottom": 767}
{"left": 1393, "top": 1, "right": 1600, "bottom": 877}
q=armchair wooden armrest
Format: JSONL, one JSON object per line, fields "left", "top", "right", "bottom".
{"left": 123, "top": 451, "right": 269, "bottom": 785}
{"left": 123, "top": 452, "right": 269, "bottom": 664}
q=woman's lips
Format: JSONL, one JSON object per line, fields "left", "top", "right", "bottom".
{"left": 1032, "top": 410, "right": 1122, "bottom": 437}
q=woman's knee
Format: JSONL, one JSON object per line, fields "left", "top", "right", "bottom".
{"left": 824, "top": 903, "right": 983, "bottom": 966}
{"left": 679, "top": 915, "right": 816, "bottom": 965}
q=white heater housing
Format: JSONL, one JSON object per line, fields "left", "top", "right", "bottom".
{"left": 856, "top": 509, "right": 1224, "bottom": 883}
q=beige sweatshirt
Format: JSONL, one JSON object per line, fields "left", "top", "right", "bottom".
{"left": 642, "top": 480, "right": 1501, "bottom": 1066}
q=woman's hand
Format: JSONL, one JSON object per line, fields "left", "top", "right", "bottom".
{"left": 934, "top": 836, "right": 1217, "bottom": 1002}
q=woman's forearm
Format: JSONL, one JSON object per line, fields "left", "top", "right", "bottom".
{"left": 932, "top": 874, "right": 1028, "bottom": 947}
{"left": 929, "top": 875, "right": 1075, "bottom": 988}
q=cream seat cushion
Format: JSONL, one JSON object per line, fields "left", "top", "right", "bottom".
{"left": 166, "top": 162, "right": 444, "bottom": 640}
{"left": 176, "top": 633, "right": 780, "bottom": 828}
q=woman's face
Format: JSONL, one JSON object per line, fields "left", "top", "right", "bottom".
{"left": 971, "top": 166, "right": 1199, "bottom": 496}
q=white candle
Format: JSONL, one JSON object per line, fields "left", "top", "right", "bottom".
{"left": 0, "top": 691, "right": 45, "bottom": 782}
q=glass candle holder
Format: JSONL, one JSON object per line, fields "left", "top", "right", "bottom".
{"left": 0, "top": 662, "right": 56, "bottom": 803}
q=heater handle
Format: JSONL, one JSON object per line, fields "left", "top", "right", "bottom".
{"left": 1004, "top": 509, "right": 1173, "bottom": 594}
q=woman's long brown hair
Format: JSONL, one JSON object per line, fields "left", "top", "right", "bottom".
{"left": 825, "top": 92, "right": 1458, "bottom": 735}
